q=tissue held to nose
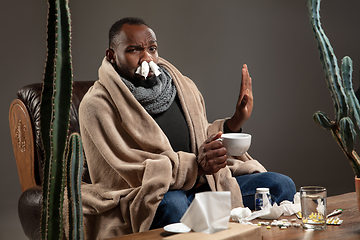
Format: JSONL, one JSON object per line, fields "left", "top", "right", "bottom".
{"left": 136, "top": 61, "right": 149, "bottom": 79}
{"left": 149, "top": 61, "right": 161, "bottom": 76}
{"left": 135, "top": 61, "right": 161, "bottom": 79}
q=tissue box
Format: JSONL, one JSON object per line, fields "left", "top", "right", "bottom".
{"left": 164, "top": 223, "right": 261, "bottom": 240}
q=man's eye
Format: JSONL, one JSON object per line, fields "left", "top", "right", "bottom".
{"left": 149, "top": 46, "right": 157, "bottom": 52}
{"left": 128, "top": 49, "right": 140, "bottom": 53}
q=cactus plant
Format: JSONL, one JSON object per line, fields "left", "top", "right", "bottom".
{"left": 308, "top": 0, "right": 360, "bottom": 177}
{"left": 40, "top": 0, "right": 84, "bottom": 239}
{"left": 66, "top": 133, "right": 85, "bottom": 240}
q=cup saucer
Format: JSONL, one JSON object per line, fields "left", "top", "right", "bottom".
{"left": 163, "top": 223, "right": 191, "bottom": 233}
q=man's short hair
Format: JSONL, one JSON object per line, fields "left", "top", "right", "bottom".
{"left": 108, "top": 17, "right": 149, "bottom": 48}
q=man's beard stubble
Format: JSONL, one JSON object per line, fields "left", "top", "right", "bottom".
{"left": 130, "top": 74, "right": 158, "bottom": 88}
{"left": 117, "top": 63, "right": 158, "bottom": 89}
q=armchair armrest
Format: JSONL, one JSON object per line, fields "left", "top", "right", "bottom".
{"left": 9, "top": 98, "right": 37, "bottom": 192}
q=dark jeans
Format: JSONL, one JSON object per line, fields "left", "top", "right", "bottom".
{"left": 150, "top": 172, "right": 296, "bottom": 229}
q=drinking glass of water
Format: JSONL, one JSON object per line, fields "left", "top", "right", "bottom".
{"left": 300, "top": 186, "right": 327, "bottom": 230}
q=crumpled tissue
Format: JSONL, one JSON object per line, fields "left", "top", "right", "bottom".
{"left": 135, "top": 61, "right": 161, "bottom": 78}
{"left": 231, "top": 192, "right": 301, "bottom": 222}
{"left": 180, "top": 191, "right": 231, "bottom": 234}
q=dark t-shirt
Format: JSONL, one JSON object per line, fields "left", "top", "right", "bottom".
{"left": 151, "top": 95, "right": 191, "bottom": 152}
{"left": 152, "top": 94, "right": 241, "bottom": 153}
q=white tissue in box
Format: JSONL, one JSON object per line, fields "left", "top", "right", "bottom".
{"left": 180, "top": 191, "right": 231, "bottom": 234}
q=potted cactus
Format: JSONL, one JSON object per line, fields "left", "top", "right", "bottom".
{"left": 40, "top": 0, "right": 84, "bottom": 239}
{"left": 308, "top": 0, "right": 360, "bottom": 210}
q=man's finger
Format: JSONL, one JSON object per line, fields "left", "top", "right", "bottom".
{"left": 205, "top": 131, "right": 222, "bottom": 144}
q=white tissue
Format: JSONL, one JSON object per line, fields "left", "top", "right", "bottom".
{"left": 135, "top": 61, "right": 161, "bottom": 79}
{"left": 230, "top": 207, "right": 252, "bottom": 223}
{"left": 180, "top": 191, "right": 231, "bottom": 234}
{"left": 316, "top": 198, "right": 325, "bottom": 216}
{"left": 294, "top": 192, "right": 300, "bottom": 205}
{"left": 136, "top": 61, "right": 149, "bottom": 78}
{"left": 149, "top": 61, "right": 161, "bottom": 76}
{"left": 230, "top": 192, "right": 301, "bottom": 222}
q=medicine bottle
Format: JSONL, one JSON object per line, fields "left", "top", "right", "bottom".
{"left": 255, "top": 188, "right": 271, "bottom": 211}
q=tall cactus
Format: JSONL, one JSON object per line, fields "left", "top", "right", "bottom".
{"left": 309, "top": 0, "right": 360, "bottom": 177}
{"left": 40, "top": 0, "right": 84, "bottom": 239}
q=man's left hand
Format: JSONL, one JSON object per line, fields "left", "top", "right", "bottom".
{"left": 226, "top": 64, "right": 253, "bottom": 132}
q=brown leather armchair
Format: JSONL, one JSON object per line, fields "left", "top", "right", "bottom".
{"left": 9, "top": 81, "right": 95, "bottom": 240}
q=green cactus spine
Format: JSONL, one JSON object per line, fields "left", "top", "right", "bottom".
{"left": 309, "top": 0, "right": 360, "bottom": 177}
{"left": 40, "top": 0, "right": 84, "bottom": 239}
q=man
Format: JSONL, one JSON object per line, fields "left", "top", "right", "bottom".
{"left": 79, "top": 17, "right": 296, "bottom": 239}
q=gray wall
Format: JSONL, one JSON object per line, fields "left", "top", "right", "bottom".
{"left": 1, "top": 0, "right": 359, "bottom": 238}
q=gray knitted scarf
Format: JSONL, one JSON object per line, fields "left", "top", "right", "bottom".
{"left": 120, "top": 66, "right": 177, "bottom": 115}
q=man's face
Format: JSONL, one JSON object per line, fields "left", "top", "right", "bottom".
{"left": 110, "top": 24, "right": 159, "bottom": 82}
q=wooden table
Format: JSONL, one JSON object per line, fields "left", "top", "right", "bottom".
{"left": 254, "top": 192, "right": 360, "bottom": 240}
{"left": 110, "top": 192, "right": 360, "bottom": 240}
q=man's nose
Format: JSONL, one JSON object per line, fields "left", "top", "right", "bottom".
{"left": 140, "top": 50, "right": 153, "bottom": 63}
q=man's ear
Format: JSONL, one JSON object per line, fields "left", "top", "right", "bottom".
{"left": 106, "top": 48, "right": 115, "bottom": 64}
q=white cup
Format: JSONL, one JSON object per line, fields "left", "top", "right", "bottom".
{"left": 218, "top": 133, "right": 251, "bottom": 156}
